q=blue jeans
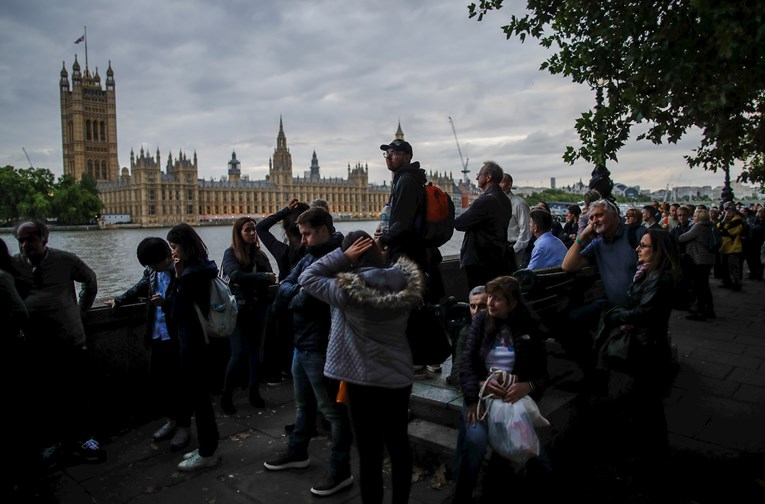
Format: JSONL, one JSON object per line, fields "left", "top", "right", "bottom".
{"left": 288, "top": 349, "right": 352, "bottom": 477}
{"left": 454, "top": 404, "right": 552, "bottom": 501}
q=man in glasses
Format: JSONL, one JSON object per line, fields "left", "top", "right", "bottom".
{"left": 376, "top": 138, "right": 443, "bottom": 302}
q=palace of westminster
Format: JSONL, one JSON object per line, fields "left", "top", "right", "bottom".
{"left": 59, "top": 58, "right": 462, "bottom": 226}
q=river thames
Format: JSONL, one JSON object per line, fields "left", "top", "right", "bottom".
{"left": 1, "top": 221, "right": 464, "bottom": 301}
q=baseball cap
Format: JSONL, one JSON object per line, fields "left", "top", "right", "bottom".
{"left": 379, "top": 139, "right": 413, "bottom": 157}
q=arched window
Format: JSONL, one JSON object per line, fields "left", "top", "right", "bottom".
{"left": 87, "top": 160, "right": 93, "bottom": 177}
{"left": 86, "top": 120, "right": 91, "bottom": 140}
{"left": 101, "top": 161, "right": 107, "bottom": 180}
{"left": 68, "top": 121, "right": 73, "bottom": 141}
{"left": 93, "top": 121, "right": 99, "bottom": 141}
{"left": 100, "top": 122, "right": 105, "bottom": 142}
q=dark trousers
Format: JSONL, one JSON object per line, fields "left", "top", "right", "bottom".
{"left": 690, "top": 263, "right": 714, "bottom": 316}
{"left": 150, "top": 338, "right": 190, "bottom": 427}
{"left": 179, "top": 350, "right": 219, "bottom": 457}
{"left": 26, "top": 332, "right": 96, "bottom": 447}
{"left": 224, "top": 303, "right": 267, "bottom": 392}
{"left": 347, "top": 383, "right": 412, "bottom": 504}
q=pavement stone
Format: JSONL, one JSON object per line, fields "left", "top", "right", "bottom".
{"left": 24, "top": 270, "right": 765, "bottom": 504}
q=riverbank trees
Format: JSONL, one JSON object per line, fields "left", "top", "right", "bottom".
{"left": 0, "top": 166, "right": 103, "bottom": 225}
{"left": 468, "top": 0, "right": 765, "bottom": 187}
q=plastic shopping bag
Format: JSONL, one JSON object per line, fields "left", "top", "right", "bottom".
{"left": 486, "top": 396, "right": 549, "bottom": 468}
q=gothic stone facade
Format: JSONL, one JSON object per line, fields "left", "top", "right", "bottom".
{"left": 61, "top": 61, "right": 454, "bottom": 227}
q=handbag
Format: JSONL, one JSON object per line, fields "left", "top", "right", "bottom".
{"left": 406, "top": 304, "right": 452, "bottom": 366}
{"left": 476, "top": 369, "right": 550, "bottom": 469}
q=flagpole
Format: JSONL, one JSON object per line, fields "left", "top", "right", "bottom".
{"left": 84, "top": 26, "right": 88, "bottom": 69}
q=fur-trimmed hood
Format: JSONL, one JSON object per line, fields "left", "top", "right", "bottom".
{"left": 335, "top": 256, "right": 424, "bottom": 310}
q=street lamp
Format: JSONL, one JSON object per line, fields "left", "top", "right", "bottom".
{"left": 588, "top": 78, "right": 614, "bottom": 200}
{"left": 720, "top": 165, "right": 735, "bottom": 206}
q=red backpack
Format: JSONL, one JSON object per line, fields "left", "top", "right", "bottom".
{"left": 422, "top": 182, "right": 455, "bottom": 247}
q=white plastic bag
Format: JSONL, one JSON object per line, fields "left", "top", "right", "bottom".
{"left": 485, "top": 396, "right": 549, "bottom": 468}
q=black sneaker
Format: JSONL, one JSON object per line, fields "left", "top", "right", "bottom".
{"left": 310, "top": 472, "right": 354, "bottom": 496}
{"left": 263, "top": 452, "right": 310, "bottom": 471}
{"left": 40, "top": 442, "right": 63, "bottom": 470}
{"left": 73, "top": 438, "right": 106, "bottom": 464}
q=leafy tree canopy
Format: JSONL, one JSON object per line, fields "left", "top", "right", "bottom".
{"left": 468, "top": 0, "right": 765, "bottom": 186}
{"left": 0, "top": 166, "right": 103, "bottom": 225}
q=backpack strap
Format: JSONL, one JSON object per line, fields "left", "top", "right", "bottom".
{"left": 193, "top": 302, "right": 210, "bottom": 344}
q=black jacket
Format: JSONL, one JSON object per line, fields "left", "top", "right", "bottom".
{"left": 221, "top": 247, "right": 273, "bottom": 306}
{"left": 380, "top": 162, "right": 428, "bottom": 269}
{"left": 114, "top": 266, "right": 175, "bottom": 347}
{"left": 275, "top": 232, "right": 343, "bottom": 352}
{"left": 454, "top": 184, "right": 512, "bottom": 267}
{"left": 460, "top": 308, "right": 548, "bottom": 407}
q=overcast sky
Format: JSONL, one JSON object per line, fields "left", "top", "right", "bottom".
{"left": 0, "top": 0, "right": 747, "bottom": 192}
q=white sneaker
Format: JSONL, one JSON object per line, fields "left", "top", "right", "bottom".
{"left": 177, "top": 450, "right": 221, "bottom": 471}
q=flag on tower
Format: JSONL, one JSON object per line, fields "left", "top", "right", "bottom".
{"left": 74, "top": 34, "right": 85, "bottom": 44}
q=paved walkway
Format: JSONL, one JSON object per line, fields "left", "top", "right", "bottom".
{"left": 31, "top": 277, "right": 765, "bottom": 503}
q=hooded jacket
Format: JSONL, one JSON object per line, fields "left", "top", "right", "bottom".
{"left": 380, "top": 162, "right": 428, "bottom": 269}
{"left": 299, "top": 248, "right": 424, "bottom": 388}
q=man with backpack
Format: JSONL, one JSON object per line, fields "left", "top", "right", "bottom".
{"left": 376, "top": 138, "right": 444, "bottom": 302}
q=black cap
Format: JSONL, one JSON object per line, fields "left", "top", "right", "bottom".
{"left": 379, "top": 139, "right": 413, "bottom": 157}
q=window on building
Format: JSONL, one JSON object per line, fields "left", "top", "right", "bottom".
{"left": 187, "top": 189, "right": 194, "bottom": 200}
{"left": 86, "top": 120, "right": 91, "bottom": 140}
{"left": 148, "top": 189, "right": 155, "bottom": 200}
{"left": 149, "top": 205, "right": 155, "bottom": 215}
{"left": 100, "top": 122, "right": 105, "bottom": 142}
{"left": 187, "top": 205, "right": 194, "bottom": 214}
{"left": 87, "top": 160, "right": 93, "bottom": 177}
{"left": 101, "top": 161, "right": 107, "bottom": 180}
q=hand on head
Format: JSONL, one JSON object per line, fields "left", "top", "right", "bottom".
{"left": 344, "top": 237, "right": 374, "bottom": 265}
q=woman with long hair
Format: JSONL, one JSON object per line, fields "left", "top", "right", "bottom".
{"left": 454, "top": 275, "right": 549, "bottom": 501}
{"left": 220, "top": 217, "right": 277, "bottom": 414}
{"left": 165, "top": 223, "right": 221, "bottom": 471}
{"left": 298, "top": 230, "right": 424, "bottom": 503}
{"left": 595, "top": 228, "right": 678, "bottom": 475}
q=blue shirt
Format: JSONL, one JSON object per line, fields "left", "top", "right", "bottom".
{"left": 152, "top": 270, "right": 172, "bottom": 341}
{"left": 527, "top": 231, "right": 567, "bottom": 270}
{"left": 580, "top": 222, "right": 637, "bottom": 306}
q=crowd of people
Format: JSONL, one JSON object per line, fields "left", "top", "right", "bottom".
{"left": 2, "top": 135, "right": 764, "bottom": 502}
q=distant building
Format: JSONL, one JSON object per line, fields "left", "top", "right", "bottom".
{"left": 59, "top": 60, "right": 455, "bottom": 226}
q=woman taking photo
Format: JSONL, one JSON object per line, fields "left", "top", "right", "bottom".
{"left": 256, "top": 198, "right": 310, "bottom": 384}
{"left": 298, "top": 231, "right": 424, "bottom": 504}
{"left": 220, "top": 217, "right": 277, "bottom": 414}
{"left": 165, "top": 223, "right": 221, "bottom": 472}
{"left": 454, "top": 275, "right": 548, "bottom": 501}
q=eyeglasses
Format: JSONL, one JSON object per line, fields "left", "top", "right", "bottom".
{"left": 638, "top": 242, "right": 652, "bottom": 249}
{"left": 383, "top": 151, "right": 402, "bottom": 158}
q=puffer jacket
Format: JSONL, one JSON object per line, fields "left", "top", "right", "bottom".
{"left": 719, "top": 214, "right": 744, "bottom": 254}
{"left": 299, "top": 248, "right": 424, "bottom": 388}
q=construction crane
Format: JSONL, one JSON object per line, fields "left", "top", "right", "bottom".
{"left": 22, "top": 147, "right": 35, "bottom": 169}
{"left": 448, "top": 116, "right": 469, "bottom": 183}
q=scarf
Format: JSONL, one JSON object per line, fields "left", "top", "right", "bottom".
{"left": 633, "top": 261, "right": 651, "bottom": 283}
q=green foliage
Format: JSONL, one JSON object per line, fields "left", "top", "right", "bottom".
{"left": 468, "top": 0, "right": 765, "bottom": 186}
{"left": 0, "top": 166, "right": 103, "bottom": 225}
{"left": 523, "top": 188, "right": 582, "bottom": 205}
